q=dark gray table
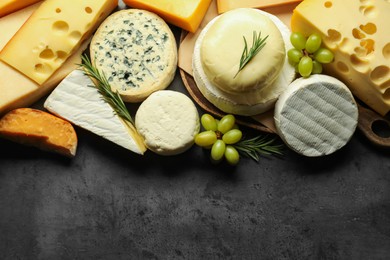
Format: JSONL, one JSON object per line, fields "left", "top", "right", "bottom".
{"left": 1, "top": 23, "right": 390, "bottom": 260}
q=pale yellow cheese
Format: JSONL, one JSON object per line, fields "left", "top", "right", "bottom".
{"left": 0, "top": 0, "right": 42, "bottom": 17}
{"left": 0, "top": 3, "right": 88, "bottom": 116}
{"left": 217, "top": 0, "right": 302, "bottom": 14}
{"left": 0, "top": 0, "right": 118, "bottom": 85}
{"left": 200, "top": 8, "right": 286, "bottom": 93}
{"left": 291, "top": 0, "right": 390, "bottom": 116}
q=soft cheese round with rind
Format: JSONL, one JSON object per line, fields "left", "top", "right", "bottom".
{"left": 90, "top": 9, "right": 177, "bottom": 103}
{"left": 135, "top": 90, "right": 200, "bottom": 155}
{"left": 201, "top": 8, "right": 286, "bottom": 93}
{"left": 274, "top": 75, "right": 358, "bottom": 157}
{"left": 192, "top": 8, "right": 295, "bottom": 116}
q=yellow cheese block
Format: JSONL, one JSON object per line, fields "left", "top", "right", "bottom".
{"left": 0, "top": 0, "right": 42, "bottom": 17}
{"left": 0, "top": 0, "right": 118, "bottom": 85}
{"left": 0, "top": 108, "right": 78, "bottom": 157}
{"left": 217, "top": 0, "right": 302, "bottom": 14}
{"left": 122, "top": 0, "right": 212, "bottom": 33}
{"left": 0, "top": 3, "right": 88, "bottom": 116}
{"left": 291, "top": 0, "right": 390, "bottom": 116}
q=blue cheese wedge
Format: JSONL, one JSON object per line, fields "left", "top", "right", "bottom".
{"left": 44, "top": 70, "right": 147, "bottom": 155}
{"left": 135, "top": 90, "right": 200, "bottom": 156}
{"left": 90, "top": 9, "right": 178, "bottom": 103}
{"left": 274, "top": 75, "right": 358, "bottom": 157}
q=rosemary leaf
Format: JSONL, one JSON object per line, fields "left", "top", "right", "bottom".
{"left": 234, "top": 31, "right": 268, "bottom": 78}
{"left": 78, "top": 54, "right": 134, "bottom": 125}
{"left": 233, "top": 135, "right": 284, "bottom": 162}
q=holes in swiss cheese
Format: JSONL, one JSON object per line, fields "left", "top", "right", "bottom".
{"left": 324, "top": 1, "right": 332, "bottom": 8}
{"left": 52, "top": 21, "right": 69, "bottom": 34}
{"left": 85, "top": 7, "right": 93, "bottom": 14}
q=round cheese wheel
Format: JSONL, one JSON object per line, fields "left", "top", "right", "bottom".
{"left": 274, "top": 75, "right": 358, "bottom": 157}
{"left": 90, "top": 9, "right": 177, "bottom": 103}
{"left": 135, "top": 90, "right": 200, "bottom": 155}
{"left": 192, "top": 8, "right": 295, "bottom": 116}
{"left": 201, "top": 8, "right": 286, "bottom": 94}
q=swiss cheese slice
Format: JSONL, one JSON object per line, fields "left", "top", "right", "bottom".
{"left": 0, "top": 108, "right": 77, "bottom": 157}
{"left": 0, "top": 3, "right": 88, "bottom": 116}
{"left": 123, "top": 0, "right": 212, "bottom": 33}
{"left": 135, "top": 90, "right": 200, "bottom": 156}
{"left": 192, "top": 8, "right": 295, "bottom": 116}
{"left": 0, "top": 0, "right": 118, "bottom": 85}
{"left": 44, "top": 70, "right": 147, "bottom": 155}
{"left": 90, "top": 9, "right": 177, "bottom": 103}
{"left": 0, "top": 0, "right": 41, "bottom": 17}
{"left": 274, "top": 75, "right": 358, "bottom": 157}
{"left": 291, "top": 0, "right": 390, "bottom": 116}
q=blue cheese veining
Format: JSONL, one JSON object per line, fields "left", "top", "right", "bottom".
{"left": 90, "top": 9, "right": 177, "bottom": 102}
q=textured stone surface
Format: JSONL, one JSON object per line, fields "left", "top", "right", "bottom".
{"left": 1, "top": 25, "right": 390, "bottom": 260}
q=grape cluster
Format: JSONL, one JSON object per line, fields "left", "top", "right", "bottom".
{"left": 287, "top": 32, "right": 334, "bottom": 77}
{"left": 194, "top": 114, "right": 242, "bottom": 165}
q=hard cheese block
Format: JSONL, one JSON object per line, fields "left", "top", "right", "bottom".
{"left": 0, "top": 0, "right": 118, "bottom": 85}
{"left": 122, "top": 0, "right": 212, "bottom": 33}
{"left": 217, "top": 0, "right": 302, "bottom": 14}
{"left": 44, "top": 70, "right": 147, "bottom": 155}
{"left": 0, "top": 0, "right": 41, "bottom": 17}
{"left": 291, "top": 0, "right": 390, "bottom": 116}
{"left": 0, "top": 3, "right": 87, "bottom": 116}
{"left": 274, "top": 75, "right": 358, "bottom": 157}
{"left": 0, "top": 108, "right": 77, "bottom": 157}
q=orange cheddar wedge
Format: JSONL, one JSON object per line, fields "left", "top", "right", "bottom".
{"left": 123, "top": 0, "right": 212, "bottom": 33}
{"left": 0, "top": 0, "right": 42, "bottom": 17}
{"left": 217, "top": 0, "right": 302, "bottom": 14}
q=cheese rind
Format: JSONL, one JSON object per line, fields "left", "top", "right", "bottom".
{"left": 0, "top": 108, "right": 77, "bottom": 157}
{"left": 123, "top": 0, "right": 212, "bottom": 33}
{"left": 44, "top": 70, "right": 147, "bottom": 155}
{"left": 274, "top": 75, "right": 358, "bottom": 157}
{"left": 192, "top": 8, "right": 295, "bottom": 116}
{"left": 135, "top": 90, "right": 200, "bottom": 156}
{"left": 0, "top": 0, "right": 118, "bottom": 85}
{"left": 0, "top": 0, "right": 41, "bottom": 17}
{"left": 90, "top": 9, "right": 177, "bottom": 103}
{"left": 291, "top": 0, "right": 390, "bottom": 116}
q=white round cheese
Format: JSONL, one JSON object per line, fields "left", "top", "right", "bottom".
{"left": 192, "top": 8, "right": 295, "bottom": 116}
{"left": 135, "top": 90, "right": 200, "bottom": 156}
{"left": 201, "top": 8, "right": 286, "bottom": 93}
{"left": 90, "top": 9, "right": 177, "bottom": 103}
{"left": 274, "top": 75, "right": 358, "bottom": 157}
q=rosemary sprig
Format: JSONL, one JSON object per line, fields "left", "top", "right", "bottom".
{"left": 233, "top": 135, "right": 284, "bottom": 162}
{"left": 78, "top": 54, "right": 134, "bottom": 125}
{"left": 234, "top": 31, "right": 268, "bottom": 78}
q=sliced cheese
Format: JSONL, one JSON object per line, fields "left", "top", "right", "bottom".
{"left": 0, "top": 0, "right": 118, "bottom": 85}
{"left": 90, "top": 9, "right": 177, "bottom": 103}
{"left": 44, "top": 70, "right": 147, "bottom": 155}
{"left": 291, "top": 0, "right": 390, "bottom": 116}
{"left": 123, "top": 0, "right": 212, "bottom": 33}
{"left": 192, "top": 8, "right": 295, "bottom": 116}
{"left": 217, "top": 0, "right": 302, "bottom": 14}
{"left": 0, "top": 4, "right": 89, "bottom": 116}
{"left": 0, "top": 0, "right": 42, "bottom": 17}
{"left": 274, "top": 75, "right": 358, "bottom": 157}
{"left": 0, "top": 108, "right": 77, "bottom": 157}
{"left": 135, "top": 90, "right": 200, "bottom": 156}
{"left": 201, "top": 8, "right": 286, "bottom": 93}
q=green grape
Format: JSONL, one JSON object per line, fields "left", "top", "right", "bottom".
{"left": 305, "top": 33, "right": 322, "bottom": 53}
{"left": 217, "top": 114, "right": 235, "bottom": 134}
{"left": 287, "top": 48, "right": 303, "bottom": 64}
{"left": 312, "top": 60, "right": 323, "bottom": 74}
{"left": 225, "top": 145, "right": 240, "bottom": 165}
{"left": 298, "top": 56, "right": 313, "bottom": 77}
{"left": 222, "top": 129, "right": 242, "bottom": 144}
{"left": 211, "top": 140, "right": 226, "bottom": 161}
{"left": 290, "top": 32, "right": 306, "bottom": 50}
{"left": 194, "top": 130, "right": 217, "bottom": 147}
{"left": 201, "top": 114, "right": 217, "bottom": 131}
{"left": 314, "top": 48, "right": 334, "bottom": 64}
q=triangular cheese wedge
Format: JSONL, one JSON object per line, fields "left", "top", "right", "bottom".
{"left": 44, "top": 70, "right": 147, "bottom": 155}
